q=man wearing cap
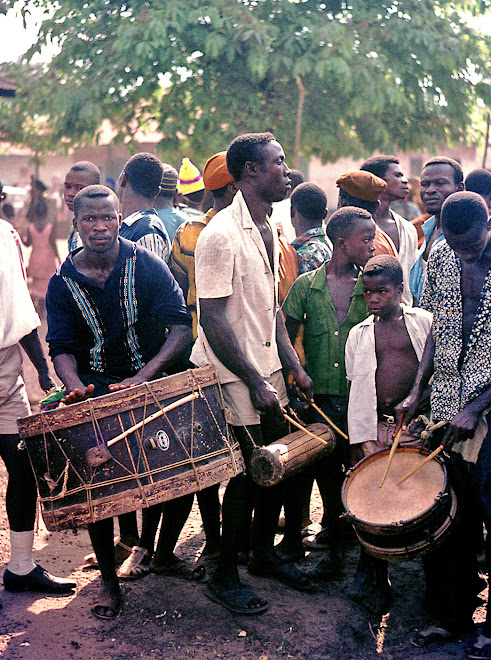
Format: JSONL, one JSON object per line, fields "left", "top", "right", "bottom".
{"left": 359, "top": 156, "right": 418, "bottom": 306}
{"left": 171, "top": 152, "right": 237, "bottom": 340}
{"left": 117, "top": 152, "right": 171, "bottom": 263}
{"left": 336, "top": 170, "right": 397, "bottom": 258}
{"left": 177, "top": 158, "right": 206, "bottom": 220}
{"left": 155, "top": 165, "right": 189, "bottom": 242}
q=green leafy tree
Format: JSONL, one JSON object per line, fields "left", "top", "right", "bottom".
{"left": 2, "top": 0, "right": 490, "bottom": 165}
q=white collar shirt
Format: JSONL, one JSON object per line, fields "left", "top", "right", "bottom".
{"left": 345, "top": 305, "right": 432, "bottom": 444}
{"left": 191, "top": 190, "right": 282, "bottom": 384}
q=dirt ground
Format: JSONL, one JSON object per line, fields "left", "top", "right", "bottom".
{"left": 0, "top": 315, "right": 486, "bottom": 660}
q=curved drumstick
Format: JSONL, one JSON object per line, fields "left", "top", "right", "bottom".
{"left": 283, "top": 413, "right": 330, "bottom": 445}
{"left": 379, "top": 416, "right": 405, "bottom": 488}
{"left": 396, "top": 445, "right": 444, "bottom": 486}
{"left": 300, "top": 392, "right": 348, "bottom": 440}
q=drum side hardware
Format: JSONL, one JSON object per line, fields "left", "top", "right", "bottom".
{"left": 86, "top": 391, "right": 199, "bottom": 468}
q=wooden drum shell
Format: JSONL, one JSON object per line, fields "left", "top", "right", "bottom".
{"left": 341, "top": 446, "right": 457, "bottom": 562}
{"left": 17, "top": 366, "right": 244, "bottom": 531}
{"left": 249, "top": 423, "right": 336, "bottom": 487}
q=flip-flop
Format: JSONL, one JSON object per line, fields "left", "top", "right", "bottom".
{"left": 204, "top": 585, "right": 268, "bottom": 615}
{"left": 303, "top": 530, "right": 330, "bottom": 551}
{"left": 467, "top": 635, "right": 491, "bottom": 659}
{"left": 411, "top": 626, "right": 455, "bottom": 647}
{"left": 117, "top": 546, "right": 152, "bottom": 580}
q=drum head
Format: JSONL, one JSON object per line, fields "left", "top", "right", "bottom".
{"left": 344, "top": 447, "right": 445, "bottom": 526}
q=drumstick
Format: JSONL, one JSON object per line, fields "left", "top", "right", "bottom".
{"left": 396, "top": 445, "right": 444, "bottom": 486}
{"left": 300, "top": 393, "right": 348, "bottom": 440}
{"left": 283, "top": 413, "right": 330, "bottom": 446}
{"left": 106, "top": 391, "right": 199, "bottom": 448}
{"left": 379, "top": 417, "right": 404, "bottom": 488}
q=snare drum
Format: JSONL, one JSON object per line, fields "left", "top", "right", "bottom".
{"left": 17, "top": 366, "right": 244, "bottom": 531}
{"left": 342, "top": 446, "right": 457, "bottom": 562}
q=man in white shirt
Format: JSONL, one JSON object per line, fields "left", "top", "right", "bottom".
{"left": 192, "top": 132, "right": 313, "bottom": 614}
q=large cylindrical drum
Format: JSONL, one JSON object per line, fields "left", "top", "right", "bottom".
{"left": 341, "top": 446, "right": 457, "bottom": 562}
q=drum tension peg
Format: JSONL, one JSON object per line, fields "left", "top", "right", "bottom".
{"left": 193, "top": 423, "right": 202, "bottom": 433}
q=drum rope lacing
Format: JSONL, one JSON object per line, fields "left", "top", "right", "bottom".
{"left": 33, "top": 369, "right": 243, "bottom": 522}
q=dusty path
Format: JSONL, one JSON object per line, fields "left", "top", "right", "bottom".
{"left": 0, "top": 315, "right": 485, "bottom": 659}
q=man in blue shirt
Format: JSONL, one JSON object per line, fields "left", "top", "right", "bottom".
{"left": 46, "top": 184, "right": 192, "bottom": 620}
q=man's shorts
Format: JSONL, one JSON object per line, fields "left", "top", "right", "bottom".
{"left": 0, "top": 344, "right": 30, "bottom": 434}
{"left": 221, "top": 370, "right": 288, "bottom": 426}
{"left": 362, "top": 420, "right": 420, "bottom": 458}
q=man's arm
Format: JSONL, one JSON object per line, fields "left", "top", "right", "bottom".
{"left": 52, "top": 353, "right": 95, "bottom": 404}
{"left": 284, "top": 314, "right": 302, "bottom": 345}
{"left": 108, "top": 324, "right": 193, "bottom": 391}
{"left": 442, "top": 383, "right": 491, "bottom": 447}
{"left": 395, "top": 329, "right": 435, "bottom": 425}
{"left": 19, "top": 329, "right": 55, "bottom": 392}
{"left": 275, "top": 310, "right": 313, "bottom": 400}
{"left": 199, "top": 297, "right": 284, "bottom": 418}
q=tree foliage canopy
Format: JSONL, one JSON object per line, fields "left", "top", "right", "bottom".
{"left": 1, "top": 0, "right": 490, "bottom": 163}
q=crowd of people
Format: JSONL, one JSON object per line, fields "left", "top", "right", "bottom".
{"left": 1, "top": 134, "right": 491, "bottom": 658}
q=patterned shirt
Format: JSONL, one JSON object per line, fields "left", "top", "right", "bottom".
{"left": 420, "top": 241, "right": 491, "bottom": 420}
{"left": 170, "top": 208, "right": 216, "bottom": 339}
{"left": 46, "top": 238, "right": 191, "bottom": 380}
{"left": 119, "top": 209, "right": 171, "bottom": 263}
{"left": 282, "top": 262, "right": 368, "bottom": 396}
{"left": 291, "top": 227, "right": 332, "bottom": 274}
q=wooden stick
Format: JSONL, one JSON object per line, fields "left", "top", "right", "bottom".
{"left": 379, "top": 419, "right": 404, "bottom": 488}
{"left": 106, "top": 391, "right": 199, "bottom": 448}
{"left": 396, "top": 445, "right": 444, "bottom": 486}
{"left": 300, "top": 393, "right": 348, "bottom": 440}
{"left": 283, "top": 413, "right": 330, "bottom": 446}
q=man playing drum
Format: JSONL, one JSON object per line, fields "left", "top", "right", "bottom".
{"left": 398, "top": 192, "right": 491, "bottom": 656}
{"left": 345, "top": 255, "right": 432, "bottom": 614}
{"left": 191, "top": 132, "right": 314, "bottom": 614}
{"left": 45, "top": 184, "right": 193, "bottom": 619}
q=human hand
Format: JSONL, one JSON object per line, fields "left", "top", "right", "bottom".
{"left": 38, "top": 371, "right": 56, "bottom": 393}
{"left": 442, "top": 406, "right": 480, "bottom": 447}
{"left": 287, "top": 366, "right": 314, "bottom": 403}
{"left": 61, "top": 383, "right": 95, "bottom": 405}
{"left": 250, "top": 380, "right": 284, "bottom": 420}
{"left": 395, "top": 391, "right": 420, "bottom": 429}
{"left": 108, "top": 375, "right": 146, "bottom": 391}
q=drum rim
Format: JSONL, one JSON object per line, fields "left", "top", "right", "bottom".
{"left": 341, "top": 446, "right": 448, "bottom": 529}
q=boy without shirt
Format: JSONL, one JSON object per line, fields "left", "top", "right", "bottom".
{"left": 345, "top": 255, "right": 432, "bottom": 613}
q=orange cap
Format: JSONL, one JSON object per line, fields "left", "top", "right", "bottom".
{"left": 336, "top": 171, "right": 387, "bottom": 202}
{"left": 203, "top": 151, "right": 234, "bottom": 190}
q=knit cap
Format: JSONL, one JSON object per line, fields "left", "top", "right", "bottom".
{"left": 178, "top": 158, "right": 204, "bottom": 194}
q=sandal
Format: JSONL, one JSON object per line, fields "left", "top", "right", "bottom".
{"left": 204, "top": 584, "right": 268, "bottom": 615}
{"left": 248, "top": 556, "right": 316, "bottom": 592}
{"left": 150, "top": 555, "right": 194, "bottom": 580}
{"left": 303, "top": 529, "right": 330, "bottom": 551}
{"left": 91, "top": 584, "right": 121, "bottom": 621}
{"left": 117, "top": 546, "right": 151, "bottom": 580}
{"left": 84, "top": 536, "right": 132, "bottom": 568}
{"left": 467, "top": 635, "right": 491, "bottom": 659}
{"left": 411, "top": 625, "right": 455, "bottom": 647}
